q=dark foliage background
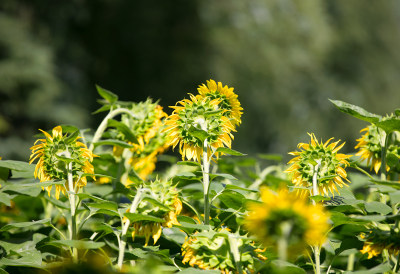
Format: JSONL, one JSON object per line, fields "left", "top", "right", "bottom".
{"left": 1, "top": 0, "right": 400, "bottom": 160}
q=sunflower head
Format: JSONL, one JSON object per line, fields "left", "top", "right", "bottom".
{"left": 127, "top": 178, "right": 182, "bottom": 246}
{"left": 181, "top": 228, "right": 265, "bottom": 273}
{"left": 197, "top": 79, "right": 243, "bottom": 127}
{"left": 29, "top": 126, "right": 96, "bottom": 199}
{"left": 285, "top": 133, "right": 351, "bottom": 197}
{"left": 245, "top": 187, "right": 330, "bottom": 251}
{"left": 360, "top": 229, "right": 400, "bottom": 259}
{"left": 164, "top": 93, "right": 235, "bottom": 162}
{"left": 354, "top": 124, "right": 400, "bottom": 174}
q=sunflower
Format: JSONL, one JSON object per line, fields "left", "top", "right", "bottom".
{"left": 164, "top": 93, "right": 235, "bottom": 162}
{"left": 245, "top": 187, "right": 330, "bottom": 250}
{"left": 197, "top": 79, "right": 243, "bottom": 127}
{"left": 360, "top": 229, "right": 400, "bottom": 259}
{"left": 181, "top": 228, "right": 266, "bottom": 273}
{"left": 29, "top": 126, "right": 96, "bottom": 199}
{"left": 125, "top": 179, "right": 182, "bottom": 246}
{"left": 285, "top": 133, "right": 351, "bottom": 197}
{"left": 355, "top": 125, "right": 388, "bottom": 174}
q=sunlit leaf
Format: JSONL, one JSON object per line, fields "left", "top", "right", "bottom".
{"left": 96, "top": 85, "right": 118, "bottom": 104}
{"left": 329, "top": 99, "right": 381, "bottom": 123}
{"left": 215, "top": 147, "right": 246, "bottom": 156}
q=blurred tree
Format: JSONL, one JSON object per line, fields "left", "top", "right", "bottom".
{"left": 1, "top": 0, "right": 400, "bottom": 160}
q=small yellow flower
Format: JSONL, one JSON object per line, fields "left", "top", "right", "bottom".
{"left": 29, "top": 126, "right": 96, "bottom": 199}
{"left": 285, "top": 133, "right": 351, "bottom": 197}
{"left": 197, "top": 79, "right": 243, "bottom": 127}
{"left": 164, "top": 93, "right": 235, "bottom": 162}
{"left": 245, "top": 187, "right": 330, "bottom": 249}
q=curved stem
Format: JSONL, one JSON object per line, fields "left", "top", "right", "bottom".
{"left": 117, "top": 187, "right": 144, "bottom": 270}
{"left": 89, "top": 108, "right": 138, "bottom": 151}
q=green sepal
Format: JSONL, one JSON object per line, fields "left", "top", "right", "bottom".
{"left": 188, "top": 126, "right": 209, "bottom": 143}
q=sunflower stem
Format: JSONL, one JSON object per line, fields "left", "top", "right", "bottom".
{"left": 202, "top": 138, "right": 211, "bottom": 225}
{"left": 89, "top": 108, "right": 138, "bottom": 152}
{"left": 67, "top": 161, "right": 78, "bottom": 263}
{"left": 380, "top": 131, "right": 391, "bottom": 181}
{"left": 278, "top": 221, "right": 291, "bottom": 262}
{"left": 117, "top": 187, "right": 144, "bottom": 270}
{"left": 312, "top": 160, "right": 321, "bottom": 274}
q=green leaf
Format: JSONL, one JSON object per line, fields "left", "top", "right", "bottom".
{"left": 0, "top": 192, "right": 13, "bottom": 206}
{"left": 179, "top": 269, "right": 219, "bottom": 274}
{"left": 0, "top": 249, "right": 42, "bottom": 267}
{"left": 0, "top": 219, "right": 51, "bottom": 232}
{"left": 92, "top": 104, "right": 112, "bottom": 114}
{"left": 107, "top": 119, "right": 138, "bottom": 144}
{"left": 0, "top": 166, "right": 9, "bottom": 183}
{"left": 162, "top": 227, "right": 187, "bottom": 245}
{"left": 92, "top": 139, "right": 134, "bottom": 149}
{"left": 177, "top": 161, "right": 201, "bottom": 167}
{"left": 86, "top": 201, "right": 118, "bottom": 212}
{"left": 269, "top": 260, "right": 306, "bottom": 274}
{"left": 49, "top": 240, "right": 105, "bottom": 249}
{"left": 215, "top": 147, "right": 246, "bottom": 156}
{"left": 177, "top": 222, "right": 211, "bottom": 230}
{"left": 310, "top": 195, "right": 331, "bottom": 203}
{"left": 218, "top": 190, "right": 245, "bottom": 210}
{"left": 389, "top": 191, "right": 400, "bottom": 204}
{"left": 188, "top": 126, "right": 209, "bottom": 143}
{"left": 96, "top": 85, "right": 118, "bottom": 104}
{"left": 371, "top": 179, "right": 400, "bottom": 190}
{"left": 224, "top": 184, "right": 258, "bottom": 192}
{"left": 0, "top": 160, "right": 32, "bottom": 172}
{"left": 365, "top": 201, "right": 392, "bottom": 215}
{"left": 329, "top": 99, "right": 381, "bottom": 123}
{"left": 375, "top": 117, "right": 400, "bottom": 133}
{"left": 124, "top": 213, "right": 165, "bottom": 223}
{"left": 209, "top": 173, "right": 238, "bottom": 181}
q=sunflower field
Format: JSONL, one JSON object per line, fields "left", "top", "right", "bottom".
{"left": 1, "top": 80, "right": 400, "bottom": 274}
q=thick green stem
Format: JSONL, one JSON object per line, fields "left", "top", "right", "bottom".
{"left": 89, "top": 108, "right": 137, "bottom": 152}
{"left": 347, "top": 252, "right": 355, "bottom": 271}
{"left": 278, "top": 222, "right": 291, "bottom": 262}
{"left": 380, "top": 132, "right": 391, "bottom": 181}
{"left": 202, "top": 138, "right": 210, "bottom": 225}
{"left": 312, "top": 160, "right": 321, "bottom": 274}
{"left": 117, "top": 188, "right": 144, "bottom": 270}
{"left": 228, "top": 235, "right": 243, "bottom": 273}
{"left": 67, "top": 161, "right": 78, "bottom": 263}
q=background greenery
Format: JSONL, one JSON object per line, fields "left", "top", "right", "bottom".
{"left": 1, "top": 0, "right": 400, "bottom": 160}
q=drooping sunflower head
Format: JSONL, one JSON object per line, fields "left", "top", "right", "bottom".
{"left": 181, "top": 228, "right": 266, "bottom": 273}
{"left": 285, "top": 133, "right": 352, "bottom": 197}
{"left": 245, "top": 187, "right": 330, "bottom": 250}
{"left": 29, "top": 126, "right": 96, "bottom": 199}
{"left": 127, "top": 178, "right": 182, "bottom": 246}
{"left": 355, "top": 124, "right": 387, "bottom": 174}
{"left": 197, "top": 79, "right": 243, "bottom": 127}
{"left": 164, "top": 93, "right": 235, "bottom": 162}
{"left": 360, "top": 229, "right": 400, "bottom": 259}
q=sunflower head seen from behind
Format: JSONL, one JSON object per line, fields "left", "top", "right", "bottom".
{"left": 163, "top": 93, "right": 235, "bottom": 162}
{"left": 197, "top": 79, "right": 243, "bottom": 128}
{"left": 285, "top": 133, "right": 351, "bottom": 197}
{"left": 29, "top": 126, "right": 96, "bottom": 199}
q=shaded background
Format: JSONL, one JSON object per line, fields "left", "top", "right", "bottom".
{"left": 1, "top": 0, "right": 400, "bottom": 160}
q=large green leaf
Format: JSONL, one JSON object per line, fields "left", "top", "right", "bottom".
{"left": 218, "top": 190, "right": 245, "bottom": 210}
{"left": 86, "top": 201, "right": 118, "bottom": 211}
{"left": 389, "top": 191, "right": 400, "bottom": 204}
{"left": 365, "top": 201, "right": 392, "bottom": 215}
{"left": 329, "top": 99, "right": 381, "bottom": 123}
{"left": 0, "top": 249, "right": 42, "bottom": 268}
{"left": 179, "top": 269, "right": 219, "bottom": 274}
{"left": 0, "top": 192, "right": 13, "bottom": 206}
{"left": 0, "top": 160, "right": 33, "bottom": 172}
{"left": 0, "top": 219, "right": 51, "bottom": 232}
